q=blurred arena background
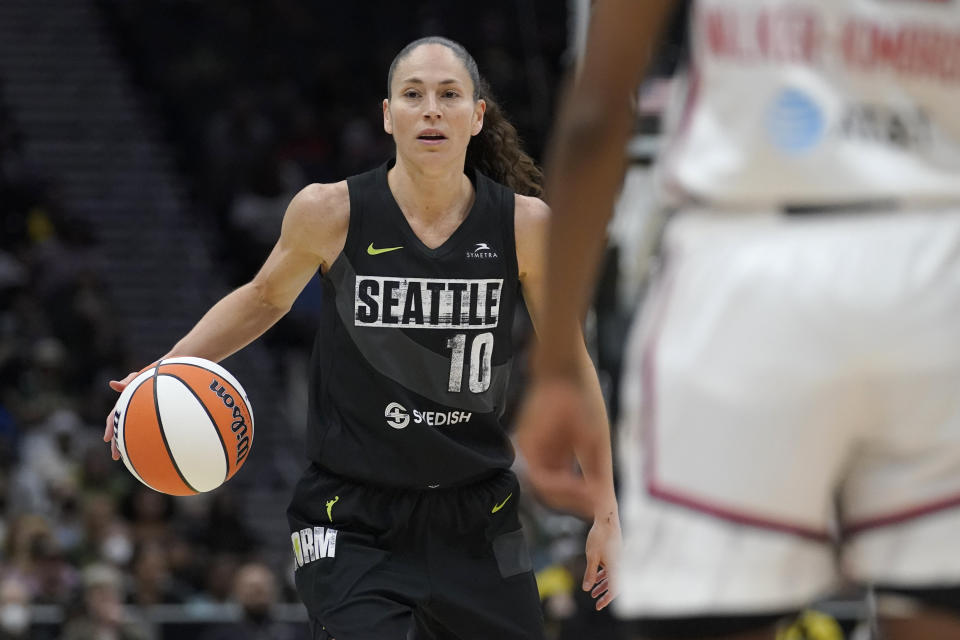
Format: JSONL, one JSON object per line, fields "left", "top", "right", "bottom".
{"left": 5, "top": 1, "right": 877, "bottom": 639}
{"left": 0, "top": 0, "right": 670, "bottom": 638}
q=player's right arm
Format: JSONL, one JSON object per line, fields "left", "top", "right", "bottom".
{"left": 103, "top": 181, "right": 350, "bottom": 458}
{"left": 162, "top": 181, "right": 349, "bottom": 363}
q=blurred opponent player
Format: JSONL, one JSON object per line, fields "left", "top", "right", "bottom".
{"left": 518, "top": 0, "right": 960, "bottom": 638}
{"left": 105, "top": 36, "right": 620, "bottom": 639}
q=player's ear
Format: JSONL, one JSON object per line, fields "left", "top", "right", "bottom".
{"left": 472, "top": 99, "right": 486, "bottom": 137}
{"left": 383, "top": 99, "right": 393, "bottom": 135}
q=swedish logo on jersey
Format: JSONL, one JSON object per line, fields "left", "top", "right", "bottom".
{"left": 383, "top": 402, "right": 471, "bottom": 429}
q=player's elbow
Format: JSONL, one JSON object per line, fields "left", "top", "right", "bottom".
{"left": 247, "top": 280, "right": 293, "bottom": 319}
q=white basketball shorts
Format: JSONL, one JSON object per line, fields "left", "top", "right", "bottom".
{"left": 615, "top": 207, "right": 960, "bottom": 618}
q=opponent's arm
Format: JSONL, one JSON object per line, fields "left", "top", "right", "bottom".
{"left": 536, "top": 0, "right": 675, "bottom": 377}
{"left": 515, "top": 1, "right": 675, "bottom": 607}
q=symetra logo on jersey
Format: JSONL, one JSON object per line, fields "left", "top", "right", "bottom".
{"left": 466, "top": 242, "right": 498, "bottom": 259}
{"left": 355, "top": 276, "right": 503, "bottom": 329}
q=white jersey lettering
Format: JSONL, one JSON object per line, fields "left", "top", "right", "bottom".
{"left": 354, "top": 276, "right": 503, "bottom": 329}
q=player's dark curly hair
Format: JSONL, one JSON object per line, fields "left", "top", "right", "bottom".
{"left": 387, "top": 36, "right": 543, "bottom": 197}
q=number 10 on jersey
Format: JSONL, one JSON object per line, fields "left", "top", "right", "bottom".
{"left": 446, "top": 332, "right": 493, "bottom": 393}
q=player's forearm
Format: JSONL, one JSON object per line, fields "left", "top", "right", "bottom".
{"left": 573, "top": 347, "right": 619, "bottom": 520}
{"left": 164, "top": 281, "right": 289, "bottom": 363}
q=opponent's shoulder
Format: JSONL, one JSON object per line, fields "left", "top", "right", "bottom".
{"left": 513, "top": 194, "right": 550, "bottom": 279}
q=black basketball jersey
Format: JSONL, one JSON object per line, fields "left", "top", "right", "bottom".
{"left": 305, "top": 160, "right": 521, "bottom": 489}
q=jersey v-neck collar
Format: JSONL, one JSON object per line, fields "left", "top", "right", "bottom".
{"left": 375, "top": 159, "right": 485, "bottom": 260}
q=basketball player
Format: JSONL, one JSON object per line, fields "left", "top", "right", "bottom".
{"left": 517, "top": 0, "right": 960, "bottom": 638}
{"left": 104, "top": 37, "right": 620, "bottom": 639}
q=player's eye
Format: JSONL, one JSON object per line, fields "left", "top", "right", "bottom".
{"left": 442, "top": 90, "right": 459, "bottom": 99}
{"left": 403, "top": 90, "right": 420, "bottom": 99}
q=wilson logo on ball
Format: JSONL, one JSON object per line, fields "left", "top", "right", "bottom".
{"left": 209, "top": 379, "right": 250, "bottom": 464}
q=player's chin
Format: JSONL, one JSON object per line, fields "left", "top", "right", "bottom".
{"left": 411, "top": 141, "right": 459, "bottom": 157}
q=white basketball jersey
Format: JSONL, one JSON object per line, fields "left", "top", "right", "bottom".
{"left": 659, "top": 0, "right": 960, "bottom": 208}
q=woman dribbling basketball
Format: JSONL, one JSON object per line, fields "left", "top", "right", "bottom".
{"left": 105, "top": 37, "right": 620, "bottom": 640}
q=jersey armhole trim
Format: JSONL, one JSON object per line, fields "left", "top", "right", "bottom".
{"left": 342, "top": 172, "right": 372, "bottom": 268}
{"left": 501, "top": 184, "right": 520, "bottom": 288}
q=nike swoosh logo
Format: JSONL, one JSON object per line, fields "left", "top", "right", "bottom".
{"left": 367, "top": 243, "right": 403, "bottom": 256}
{"left": 491, "top": 492, "right": 513, "bottom": 514}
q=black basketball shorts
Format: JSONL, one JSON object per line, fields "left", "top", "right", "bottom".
{"left": 286, "top": 464, "right": 545, "bottom": 640}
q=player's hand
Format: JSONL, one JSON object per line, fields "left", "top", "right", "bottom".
{"left": 582, "top": 508, "right": 621, "bottom": 610}
{"left": 514, "top": 377, "right": 594, "bottom": 519}
{"left": 103, "top": 370, "right": 140, "bottom": 461}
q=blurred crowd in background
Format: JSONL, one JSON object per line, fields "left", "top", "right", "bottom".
{"left": 104, "top": 0, "right": 567, "bottom": 287}
{"left": 0, "top": 85, "right": 299, "bottom": 637}
{"left": 0, "top": 1, "right": 645, "bottom": 638}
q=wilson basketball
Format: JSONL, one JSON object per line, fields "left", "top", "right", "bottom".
{"left": 112, "top": 357, "right": 254, "bottom": 495}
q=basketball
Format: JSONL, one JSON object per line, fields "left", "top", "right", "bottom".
{"left": 111, "top": 357, "right": 254, "bottom": 495}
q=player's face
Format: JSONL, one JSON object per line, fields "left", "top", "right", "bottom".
{"left": 383, "top": 44, "right": 485, "bottom": 166}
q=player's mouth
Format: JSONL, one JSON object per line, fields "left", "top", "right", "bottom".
{"left": 417, "top": 129, "right": 447, "bottom": 145}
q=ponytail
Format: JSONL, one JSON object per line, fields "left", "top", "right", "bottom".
{"left": 467, "top": 78, "right": 544, "bottom": 198}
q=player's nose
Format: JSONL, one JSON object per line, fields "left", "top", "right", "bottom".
{"left": 423, "top": 94, "right": 441, "bottom": 119}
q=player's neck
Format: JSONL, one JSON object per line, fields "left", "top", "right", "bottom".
{"left": 388, "top": 156, "right": 473, "bottom": 226}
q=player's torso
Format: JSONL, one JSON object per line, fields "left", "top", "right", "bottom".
{"left": 661, "top": 0, "right": 960, "bottom": 208}
{"left": 308, "top": 160, "right": 520, "bottom": 489}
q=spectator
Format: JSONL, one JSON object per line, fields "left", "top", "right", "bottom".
{"left": 127, "top": 542, "right": 186, "bottom": 607}
{"left": 70, "top": 492, "right": 133, "bottom": 570}
{"left": 200, "top": 562, "right": 306, "bottom": 640}
{"left": 200, "top": 554, "right": 238, "bottom": 605}
{"left": 60, "top": 564, "right": 153, "bottom": 640}
{"left": 2, "top": 514, "right": 76, "bottom": 605}
{"left": 5, "top": 337, "right": 73, "bottom": 428}
{"left": 11, "top": 407, "right": 82, "bottom": 518}
{"left": 0, "top": 577, "right": 31, "bottom": 640}
{"left": 121, "top": 486, "right": 174, "bottom": 548}
{"left": 195, "top": 489, "right": 257, "bottom": 556}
